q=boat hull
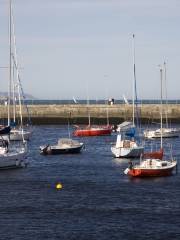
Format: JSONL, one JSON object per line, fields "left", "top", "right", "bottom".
{"left": 73, "top": 128, "right": 111, "bottom": 137}
{"left": 0, "top": 150, "right": 27, "bottom": 170}
{"left": 144, "top": 129, "right": 180, "bottom": 138}
{"left": 127, "top": 166, "right": 176, "bottom": 177}
{"left": 111, "top": 146, "right": 144, "bottom": 158}
{"left": 40, "top": 144, "right": 84, "bottom": 155}
{"left": 125, "top": 160, "right": 177, "bottom": 177}
{"left": 3, "top": 130, "right": 31, "bottom": 141}
{"left": 0, "top": 126, "right": 11, "bottom": 135}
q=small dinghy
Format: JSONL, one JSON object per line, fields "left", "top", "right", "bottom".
{"left": 40, "top": 138, "right": 84, "bottom": 155}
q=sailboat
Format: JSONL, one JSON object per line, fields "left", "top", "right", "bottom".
{"left": 73, "top": 95, "right": 112, "bottom": 137}
{"left": 0, "top": 0, "right": 28, "bottom": 169}
{"left": 144, "top": 62, "right": 180, "bottom": 139}
{"left": 144, "top": 127, "right": 179, "bottom": 139}
{"left": 7, "top": 55, "right": 32, "bottom": 141}
{"left": 111, "top": 34, "right": 144, "bottom": 158}
{"left": 6, "top": 3, "right": 32, "bottom": 141}
{"left": 124, "top": 66, "right": 177, "bottom": 177}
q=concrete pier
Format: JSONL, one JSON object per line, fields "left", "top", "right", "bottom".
{"left": 0, "top": 104, "right": 180, "bottom": 124}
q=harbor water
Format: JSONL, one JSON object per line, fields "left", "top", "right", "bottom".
{"left": 0, "top": 125, "right": 179, "bottom": 240}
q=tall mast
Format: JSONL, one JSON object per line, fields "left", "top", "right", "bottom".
{"left": 106, "top": 103, "right": 109, "bottom": 126}
{"left": 104, "top": 75, "right": 109, "bottom": 126}
{"left": 160, "top": 67, "right": 163, "bottom": 149}
{"left": 12, "top": 64, "right": 16, "bottom": 124}
{"left": 164, "top": 61, "right": 168, "bottom": 128}
{"left": 11, "top": 3, "right": 25, "bottom": 142}
{"left": 132, "top": 34, "right": 135, "bottom": 127}
{"left": 86, "top": 81, "right": 90, "bottom": 126}
{"left": 8, "top": 0, "right": 12, "bottom": 126}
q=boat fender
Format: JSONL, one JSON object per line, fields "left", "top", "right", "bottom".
{"left": 124, "top": 168, "right": 129, "bottom": 175}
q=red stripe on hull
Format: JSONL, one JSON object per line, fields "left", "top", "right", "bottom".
{"left": 128, "top": 167, "right": 175, "bottom": 177}
{"left": 73, "top": 128, "right": 112, "bottom": 137}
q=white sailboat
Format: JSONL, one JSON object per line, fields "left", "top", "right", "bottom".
{"left": 144, "top": 62, "right": 180, "bottom": 139}
{"left": 3, "top": 0, "right": 32, "bottom": 141}
{"left": 144, "top": 127, "right": 180, "bottom": 139}
{"left": 111, "top": 134, "right": 144, "bottom": 158}
{"left": 0, "top": 0, "right": 28, "bottom": 169}
{"left": 0, "top": 139, "right": 27, "bottom": 169}
{"left": 111, "top": 34, "right": 144, "bottom": 158}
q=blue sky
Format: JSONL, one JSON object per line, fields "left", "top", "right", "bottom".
{"left": 0, "top": 0, "right": 180, "bottom": 100}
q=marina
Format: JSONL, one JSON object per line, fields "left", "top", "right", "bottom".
{"left": 0, "top": 0, "right": 180, "bottom": 239}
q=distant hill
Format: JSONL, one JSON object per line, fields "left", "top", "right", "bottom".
{"left": 0, "top": 92, "right": 36, "bottom": 100}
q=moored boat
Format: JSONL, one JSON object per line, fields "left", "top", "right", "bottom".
{"left": 144, "top": 63, "right": 180, "bottom": 139}
{"left": 111, "top": 34, "right": 144, "bottom": 158}
{"left": 0, "top": 0, "right": 28, "bottom": 170}
{"left": 73, "top": 125, "right": 112, "bottom": 137}
{"left": 40, "top": 138, "right": 84, "bottom": 155}
{"left": 144, "top": 128, "right": 180, "bottom": 139}
{"left": 124, "top": 158, "right": 177, "bottom": 177}
{"left": 111, "top": 134, "right": 144, "bottom": 158}
{"left": 0, "top": 142, "right": 27, "bottom": 169}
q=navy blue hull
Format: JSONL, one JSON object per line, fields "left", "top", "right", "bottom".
{"left": 0, "top": 126, "right": 11, "bottom": 135}
{"left": 50, "top": 146, "right": 83, "bottom": 154}
{"left": 41, "top": 145, "right": 83, "bottom": 155}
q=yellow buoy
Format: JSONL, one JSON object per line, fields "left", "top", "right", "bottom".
{"left": 56, "top": 183, "right": 63, "bottom": 190}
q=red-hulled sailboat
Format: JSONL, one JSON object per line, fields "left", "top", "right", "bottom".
{"left": 73, "top": 124, "right": 112, "bottom": 137}
{"left": 124, "top": 66, "right": 177, "bottom": 177}
{"left": 73, "top": 97, "right": 112, "bottom": 137}
{"left": 124, "top": 158, "right": 177, "bottom": 177}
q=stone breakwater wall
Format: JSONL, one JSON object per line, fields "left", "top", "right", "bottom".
{"left": 0, "top": 104, "right": 180, "bottom": 124}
